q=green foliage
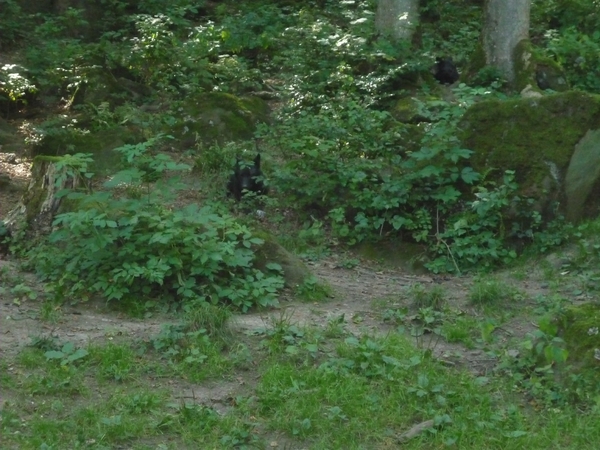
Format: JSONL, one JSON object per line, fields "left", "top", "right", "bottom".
{"left": 89, "top": 343, "right": 137, "bottom": 381}
{"left": 29, "top": 139, "right": 283, "bottom": 311}
{"left": 427, "top": 170, "right": 550, "bottom": 273}
{"left": 0, "top": 0, "right": 27, "bottom": 47}
{"left": 217, "top": 3, "right": 290, "bottom": 57}
{"left": 408, "top": 283, "right": 447, "bottom": 310}
{"left": 266, "top": 94, "right": 472, "bottom": 245}
{"left": 45, "top": 342, "right": 89, "bottom": 366}
{"left": 24, "top": 9, "right": 96, "bottom": 101}
{"left": 151, "top": 324, "right": 212, "bottom": 366}
{"left": 150, "top": 317, "right": 233, "bottom": 381}
{"left": 408, "top": 307, "right": 446, "bottom": 352}
{"left": 0, "top": 64, "right": 38, "bottom": 118}
{"left": 532, "top": 0, "right": 600, "bottom": 36}
{"left": 471, "top": 66, "right": 507, "bottom": 88}
{"left": 545, "top": 27, "right": 600, "bottom": 93}
{"left": 500, "top": 313, "right": 577, "bottom": 406}
{"left": 294, "top": 276, "right": 332, "bottom": 302}
{"left": 419, "top": 0, "right": 482, "bottom": 61}
{"left": 468, "top": 277, "right": 515, "bottom": 306}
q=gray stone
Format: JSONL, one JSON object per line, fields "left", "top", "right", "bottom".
{"left": 565, "top": 129, "right": 600, "bottom": 222}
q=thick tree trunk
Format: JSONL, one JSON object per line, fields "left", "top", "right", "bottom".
{"left": 482, "top": 0, "right": 530, "bottom": 83}
{"left": 375, "top": 0, "right": 420, "bottom": 42}
{"left": 3, "top": 157, "right": 79, "bottom": 237}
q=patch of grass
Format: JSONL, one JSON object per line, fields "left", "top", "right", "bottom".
{"left": 408, "top": 283, "right": 447, "bottom": 310}
{"left": 22, "top": 363, "right": 88, "bottom": 396}
{"left": 441, "top": 315, "right": 479, "bottom": 348}
{"left": 3, "top": 318, "right": 600, "bottom": 449}
{"left": 0, "top": 265, "right": 25, "bottom": 285}
{"left": 185, "top": 302, "right": 233, "bottom": 342}
{"left": 539, "top": 260, "right": 558, "bottom": 282}
{"left": 381, "top": 305, "right": 408, "bottom": 324}
{"left": 339, "top": 257, "right": 360, "bottom": 269}
{"left": 89, "top": 343, "right": 138, "bottom": 382}
{"left": 229, "top": 342, "right": 255, "bottom": 370}
{"left": 468, "top": 277, "right": 521, "bottom": 306}
{"left": 18, "top": 345, "right": 50, "bottom": 367}
{"left": 256, "top": 311, "right": 322, "bottom": 363}
{"left": 294, "top": 275, "right": 333, "bottom": 302}
{"left": 510, "top": 267, "right": 528, "bottom": 281}
{"left": 0, "top": 360, "right": 16, "bottom": 390}
{"left": 149, "top": 322, "right": 233, "bottom": 382}
{"left": 324, "top": 314, "right": 348, "bottom": 338}
{"left": 38, "top": 300, "right": 63, "bottom": 323}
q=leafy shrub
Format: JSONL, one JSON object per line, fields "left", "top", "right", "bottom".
{"left": 0, "top": 64, "right": 38, "bottom": 118}
{"left": 0, "top": 0, "right": 27, "bottom": 47}
{"left": 25, "top": 10, "right": 96, "bottom": 103}
{"left": 545, "top": 27, "right": 600, "bottom": 93}
{"left": 265, "top": 91, "right": 477, "bottom": 246}
{"left": 30, "top": 139, "right": 283, "bottom": 311}
{"left": 427, "top": 170, "right": 566, "bottom": 273}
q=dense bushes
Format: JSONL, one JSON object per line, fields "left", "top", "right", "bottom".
{"left": 28, "top": 140, "right": 283, "bottom": 311}
{"left": 2, "top": 0, "right": 587, "bottom": 276}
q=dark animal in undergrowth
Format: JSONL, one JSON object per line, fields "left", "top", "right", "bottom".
{"left": 433, "top": 57, "right": 459, "bottom": 85}
{"left": 227, "top": 153, "right": 269, "bottom": 201}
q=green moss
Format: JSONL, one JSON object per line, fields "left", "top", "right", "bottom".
{"left": 514, "top": 40, "right": 569, "bottom": 93}
{"left": 391, "top": 97, "right": 420, "bottom": 123}
{"left": 170, "top": 93, "right": 270, "bottom": 146}
{"left": 558, "top": 303, "right": 600, "bottom": 368}
{"left": 253, "top": 231, "right": 311, "bottom": 288}
{"left": 32, "top": 126, "right": 138, "bottom": 174}
{"left": 460, "top": 91, "right": 600, "bottom": 186}
{"left": 513, "top": 39, "right": 535, "bottom": 92}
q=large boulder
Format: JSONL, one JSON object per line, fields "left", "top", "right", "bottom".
{"left": 460, "top": 91, "right": 600, "bottom": 222}
{"left": 32, "top": 123, "right": 140, "bottom": 174}
{"left": 168, "top": 93, "right": 270, "bottom": 149}
{"left": 253, "top": 233, "right": 312, "bottom": 289}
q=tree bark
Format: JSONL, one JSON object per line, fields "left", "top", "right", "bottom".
{"left": 482, "top": 0, "right": 530, "bottom": 83}
{"left": 3, "top": 157, "right": 79, "bottom": 238}
{"left": 375, "top": 0, "right": 420, "bottom": 42}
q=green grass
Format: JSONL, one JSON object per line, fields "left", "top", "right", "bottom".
{"left": 468, "top": 276, "right": 525, "bottom": 307}
{"left": 408, "top": 283, "right": 448, "bottom": 310}
{"left": 441, "top": 315, "right": 479, "bottom": 347}
{"left": 3, "top": 317, "right": 600, "bottom": 449}
{"left": 294, "top": 276, "right": 333, "bottom": 302}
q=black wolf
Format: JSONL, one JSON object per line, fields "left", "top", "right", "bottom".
{"left": 433, "top": 57, "right": 459, "bottom": 85}
{"left": 227, "top": 153, "right": 268, "bottom": 201}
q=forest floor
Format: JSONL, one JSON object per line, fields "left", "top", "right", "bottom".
{"left": 1, "top": 120, "right": 596, "bottom": 449}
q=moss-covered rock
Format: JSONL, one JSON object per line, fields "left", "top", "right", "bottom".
{"left": 253, "top": 232, "right": 312, "bottom": 289}
{"left": 32, "top": 125, "right": 140, "bottom": 174}
{"left": 168, "top": 93, "right": 270, "bottom": 148}
{"left": 460, "top": 91, "right": 600, "bottom": 221}
{"left": 513, "top": 40, "right": 569, "bottom": 93}
{"left": 557, "top": 303, "right": 600, "bottom": 370}
{"left": 565, "top": 130, "right": 600, "bottom": 221}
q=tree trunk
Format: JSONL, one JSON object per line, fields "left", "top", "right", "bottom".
{"left": 482, "top": 0, "right": 530, "bottom": 83}
{"left": 375, "top": 0, "right": 420, "bottom": 42}
{"left": 3, "top": 157, "right": 79, "bottom": 238}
